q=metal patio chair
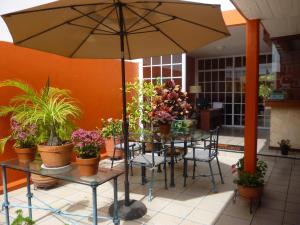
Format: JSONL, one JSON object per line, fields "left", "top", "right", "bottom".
{"left": 183, "top": 127, "right": 224, "bottom": 192}
{"left": 129, "top": 141, "right": 168, "bottom": 201}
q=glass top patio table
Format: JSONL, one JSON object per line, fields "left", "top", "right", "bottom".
{"left": 0, "top": 159, "right": 124, "bottom": 187}
{"left": 128, "top": 129, "right": 210, "bottom": 144}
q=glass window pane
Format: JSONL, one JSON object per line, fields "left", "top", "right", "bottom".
{"left": 172, "top": 65, "right": 182, "bottom": 77}
{"left": 212, "top": 71, "right": 218, "bottom": 81}
{"left": 259, "top": 55, "right": 266, "bottom": 64}
{"left": 172, "top": 54, "right": 182, "bottom": 64}
{"left": 198, "top": 60, "right": 205, "bottom": 70}
{"left": 219, "top": 82, "right": 225, "bottom": 92}
{"left": 152, "top": 66, "right": 161, "bottom": 78}
{"left": 242, "top": 56, "right": 246, "bottom": 67}
{"left": 143, "top": 57, "right": 151, "bottom": 66}
{"left": 212, "top": 59, "right": 218, "bottom": 69}
{"left": 212, "top": 82, "right": 218, "bottom": 92}
{"left": 235, "top": 57, "right": 242, "bottom": 67}
{"left": 173, "top": 78, "right": 182, "bottom": 86}
{"left": 234, "top": 93, "right": 241, "bottom": 102}
{"left": 143, "top": 67, "right": 151, "bottom": 78}
{"left": 234, "top": 115, "right": 241, "bottom": 125}
{"left": 226, "top": 58, "right": 233, "bottom": 68}
{"left": 219, "top": 58, "right": 225, "bottom": 69}
{"left": 212, "top": 93, "right": 218, "bottom": 102}
{"left": 198, "top": 72, "right": 204, "bottom": 82}
{"left": 226, "top": 82, "right": 233, "bottom": 92}
{"left": 205, "top": 72, "right": 211, "bottom": 82}
{"left": 225, "top": 71, "right": 232, "bottom": 81}
{"left": 226, "top": 115, "right": 232, "bottom": 125}
{"left": 205, "top": 59, "right": 211, "bottom": 70}
{"left": 162, "top": 55, "right": 171, "bottom": 64}
{"left": 234, "top": 104, "right": 241, "bottom": 114}
{"left": 152, "top": 56, "right": 161, "bottom": 65}
{"left": 162, "top": 65, "right": 171, "bottom": 77}
{"left": 205, "top": 82, "right": 211, "bottom": 92}
{"left": 226, "top": 93, "right": 232, "bottom": 102}
{"left": 234, "top": 82, "right": 241, "bottom": 92}
{"left": 225, "top": 104, "right": 232, "bottom": 114}
{"left": 219, "top": 71, "right": 225, "bottom": 81}
{"left": 219, "top": 93, "right": 225, "bottom": 102}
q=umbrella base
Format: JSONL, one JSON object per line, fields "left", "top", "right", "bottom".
{"left": 109, "top": 199, "right": 147, "bottom": 220}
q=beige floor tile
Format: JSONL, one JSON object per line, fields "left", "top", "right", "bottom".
{"left": 215, "top": 214, "right": 250, "bottom": 225}
{"left": 188, "top": 208, "right": 219, "bottom": 225}
{"left": 196, "top": 197, "right": 228, "bottom": 213}
{"left": 223, "top": 200, "right": 253, "bottom": 220}
{"left": 285, "top": 202, "right": 300, "bottom": 213}
{"left": 251, "top": 216, "right": 282, "bottom": 225}
{"left": 141, "top": 196, "right": 171, "bottom": 211}
{"left": 171, "top": 193, "right": 205, "bottom": 207}
{"left": 254, "top": 208, "right": 284, "bottom": 223}
{"left": 260, "top": 198, "right": 286, "bottom": 211}
{"left": 284, "top": 212, "right": 300, "bottom": 225}
{"left": 179, "top": 219, "right": 206, "bottom": 225}
{"left": 149, "top": 212, "right": 182, "bottom": 225}
{"left": 161, "top": 202, "right": 194, "bottom": 218}
{"left": 287, "top": 193, "right": 300, "bottom": 203}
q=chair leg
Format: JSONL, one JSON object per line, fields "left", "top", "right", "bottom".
{"left": 208, "top": 161, "right": 217, "bottom": 193}
{"left": 164, "top": 163, "right": 168, "bottom": 190}
{"left": 192, "top": 160, "right": 196, "bottom": 179}
{"left": 148, "top": 169, "right": 155, "bottom": 202}
{"left": 130, "top": 164, "right": 133, "bottom": 176}
{"left": 216, "top": 156, "right": 224, "bottom": 184}
{"left": 183, "top": 159, "right": 187, "bottom": 187}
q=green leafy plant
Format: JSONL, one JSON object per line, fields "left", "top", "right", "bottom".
{"left": 278, "top": 139, "right": 291, "bottom": 149}
{"left": 233, "top": 157, "right": 267, "bottom": 187}
{"left": 259, "top": 74, "right": 274, "bottom": 102}
{"left": 171, "top": 120, "right": 190, "bottom": 133}
{"left": 101, "top": 118, "right": 122, "bottom": 138}
{"left": 0, "top": 79, "right": 81, "bottom": 146}
{"left": 12, "top": 209, "right": 35, "bottom": 225}
{"left": 126, "top": 79, "right": 159, "bottom": 132}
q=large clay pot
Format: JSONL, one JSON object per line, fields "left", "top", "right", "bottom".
{"left": 159, "top": 123, "right": 171, "bottom": 135}
{"left": 14, "top": 147, "right": 36, "bottom": 164}
{"left": 31, "top": 174, "right": 58, "bottom": 189}
{"left": 238, "top": 185, "right": 263, "bottom": 199}
{"left": 38, "top": 143, "right": 73, "bottom": 168}
{"left": 105, "top": 137, "right": 123, "bottom": 159}
{"left": 76, "top": 157, "right": 99, "bottom": 176}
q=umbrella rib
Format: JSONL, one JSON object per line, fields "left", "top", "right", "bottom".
{"left": 71, "top": 6, "right": 118, "bottom": 33}
{"left": 4, "top": 3, "right": 112, "bottom": 16}
{"left": 125, "top": 5, "right": 187, "bottom": 52}
{"left": 68, "top": 23, "right": 115, "bottom": 34}
{"left": 128, "top": 18, "right": 175, "bottom": 33}
{"left": 14, "top": 4, "right": 115, "bottom": 44}
{"left": 129, "top": 4, "right": 230, "bottom": 36}
{"left": 69, "top": 7, "right": 117, "bottom": 58}
{"left": 126, "top": 2, "right": 162, "bottom": 32}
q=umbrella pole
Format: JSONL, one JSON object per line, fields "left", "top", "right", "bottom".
{"left": 109, "top": 3, "right": 147, "bottom": 220}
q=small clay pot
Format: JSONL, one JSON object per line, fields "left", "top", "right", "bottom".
{"left": 159, "top": 124, "right": 171, "bottom": 135}
{"left": 31, "top": 174, "right": 58, "bottom": 189}
{"left": 76, "top": 157, "right": 99, "bottom": 176}
{"left": 14, "top": 147, "right": 36, "bottom": 164}
{"left": 238, "top": 185, "right": 263, "bottom": 199}
{"left": 105, "top": 137, "right": 123, "bottom": 159}
{"left": 38, "top": 143, "right": 73, "bottom": 168}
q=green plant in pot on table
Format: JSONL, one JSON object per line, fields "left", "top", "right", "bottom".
{"left": 233, "top": 157, "right": 267, "bottom": 199}
{"left": 0, "top": 79, "right": 81, "bottom": 168}
{"left": 101, "top": 118, "right": 123, "bottom": 159}
{"left": 72, "top": 128, "right": 104, "bottom": 176}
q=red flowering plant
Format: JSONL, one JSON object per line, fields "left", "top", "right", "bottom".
{"left": 71, "top": 129, "right": 104, "bottom": 159}
{"left": 151, "top": 80, "right": 192, "bottom": 125}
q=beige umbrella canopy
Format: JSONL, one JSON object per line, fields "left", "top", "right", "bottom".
{"left": 2, "top": 0, "right": 229, "bottom": 59}
{"left": 1, "top": 0, "right": 229, "bottom": 221}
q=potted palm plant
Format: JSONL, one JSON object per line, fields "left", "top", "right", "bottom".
{"left": 0, "top": 79, "right": 81, "bottom": 168}
{"left": 101, "top": 118, "right": 123, "bottom": 159}
{"left": 0, "top": 118, "right": 37, "bottom": 164}
{"left": 233, "top": 157, "right": 267, "bottom": 199}
{"left": 72, "top": 128, "right": 104, "bottom": 176}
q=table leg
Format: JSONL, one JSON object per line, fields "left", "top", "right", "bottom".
{"left": 113, "top": 177, "right": 120, "bottom": 225}
{"left": 26, "top": 172, "right": 33, "bottom": 219}
{"left": 170, "top": 140, "right": 175, "bottom": 187}
{"left": 92, "top": 185, "right": 98, "bottom": 225}
{"left": 1, "top": 165, "right": 10, "bottom": 225}
{"left": 141, "top": 142, "right": 147, "bottom": 185}
{"left": 183, "top": 140, "right": 187, "bottom": 177}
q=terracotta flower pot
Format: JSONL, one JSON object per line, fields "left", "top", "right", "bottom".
{"left": 159, "top": 123, "right": 171, "bottom": 135}
{"left": 105, "top": 137, "right": 123, "bottom": 159}
{"left": 31, "top": 174, "right": 58, "bottom": 189}
{"left": 76, "top": 157, "right": 99, "bottom": 176}
{"left": 38, "top": 143, "right": 73, "bottom": 168}
{"left": 14, "top": 147, "right": 36, "bottom": 164}
{"left": 238, "top": 185, "right": 263, "bottom": 199}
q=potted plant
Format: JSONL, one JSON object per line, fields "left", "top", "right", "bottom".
{"left": 278, "top": 139, "right": 290, "bottom": 155}
{"left": 72, "top": 128, "right": 104, "bottom": 176}
{"left": 101, "top": 118, "right": 123, "bottom": 159}
{"left": 233, "top": 157, "right": 267, "bottom": 199}
{"left": 0, "top": 118, "right": 37, "bottom": 164}
{"left": 0, "top": 79, "right": 81, "bottom": 168}
{"left": 151, "top": 80, "right": 192, "bottom": 135}
{"left": 12, "top": 209, "right": 35, "bottom": 225}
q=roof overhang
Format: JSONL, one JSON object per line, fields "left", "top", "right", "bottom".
{"left": 231, "top": 0, "right": 300, "bottom": 38}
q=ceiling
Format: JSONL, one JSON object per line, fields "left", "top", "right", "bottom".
{"left": 188, "top": 25, "right": 271, "bottom": 58}
{"left": 231, "top": 0, "right": 300, "bottom": 38}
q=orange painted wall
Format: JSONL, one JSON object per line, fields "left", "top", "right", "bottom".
{"left": 0, "top": 41, "right": 138, "bottom": 189}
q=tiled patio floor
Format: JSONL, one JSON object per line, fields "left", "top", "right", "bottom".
{"left": 1, "top": 150, "right": 300, "bottom": 225}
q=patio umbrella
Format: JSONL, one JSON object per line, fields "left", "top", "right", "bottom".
{"left": 1, "top": 0, "right": 229, "bottom": 220}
